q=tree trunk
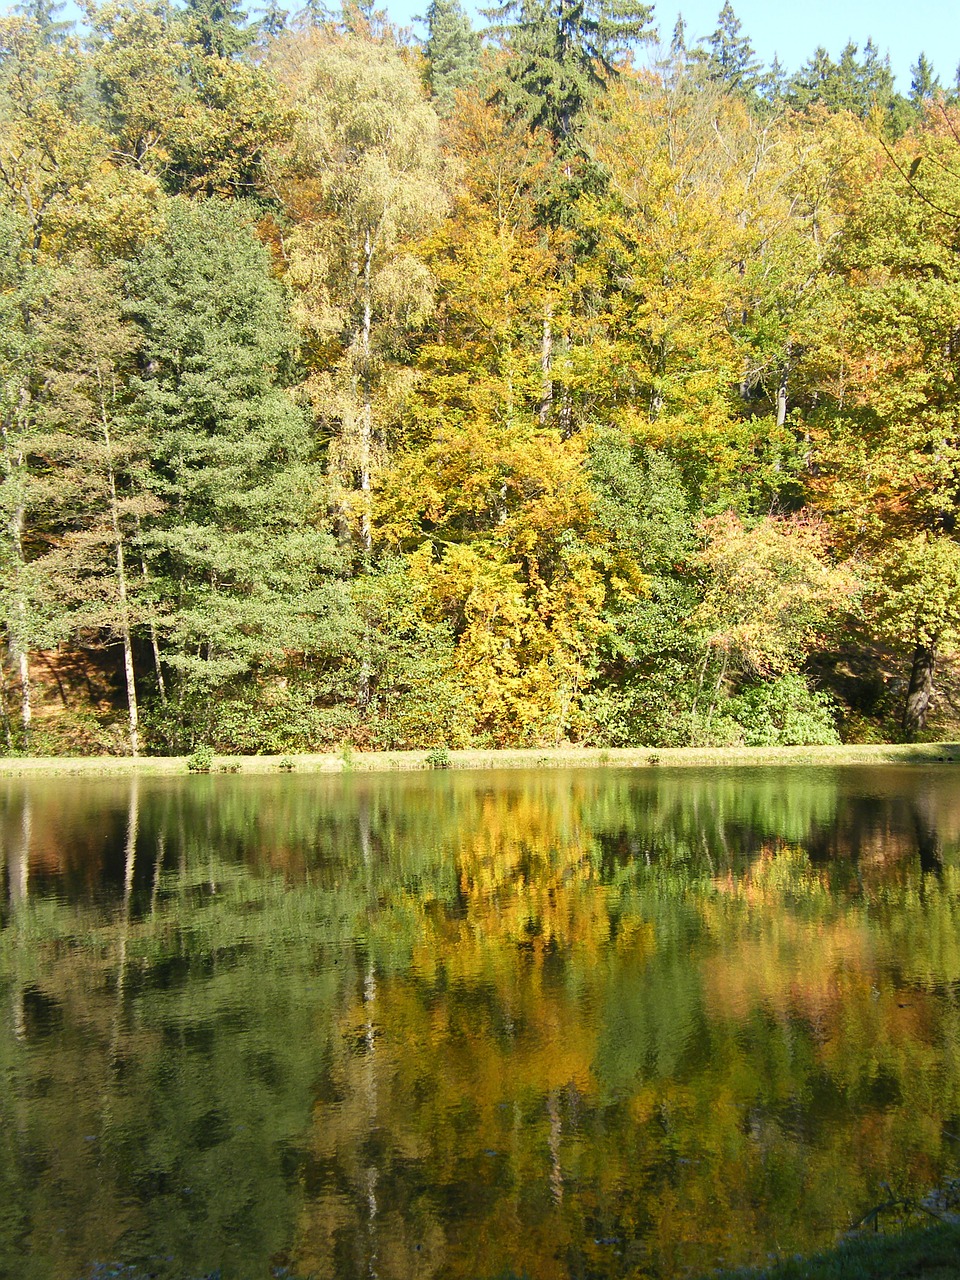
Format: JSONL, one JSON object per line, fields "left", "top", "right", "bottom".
{"left": 100, "top": 400, "right": 139, "bottom": 756}
{"left": 360, "top": 229, "right": 374, "bottom": 557}
{"left": 0, "top": 656, "right": 13, "bottom": 752}
{"left": 776, "top": 353, "right": 790, "bottom": 429}
{"left": 135, "top": 517, "right": 166, "bottom": 704}
{"left": 540, "top": 304, "right": 553, "bottom": 427}
{"left": 141, "top": 552, "right": 166, "bottom": 704}
{"left": 902, "top": 642, "right": 937, "bottom": 741}
{"left": 8, "top": 503, "right": 32, "bottom": 749}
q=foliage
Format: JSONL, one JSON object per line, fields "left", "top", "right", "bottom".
{"left": 423, "top": 0, "right": 481, "bottom": 115}
{"left": 0, "top": 2, "right": 958, "bottom": 751}
{"left": 721, "top": 674, "right": 841, "bottom": 747}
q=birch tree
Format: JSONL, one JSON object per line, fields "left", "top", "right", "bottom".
{"left": 272, "top": 29, "right": 446, "bottom": 554}
{"left": 30, "top": 266, "right": 149, "bottom": 755}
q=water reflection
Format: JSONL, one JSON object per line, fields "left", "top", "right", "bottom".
{"left": 1, "top": 766, "right": 960, "bottom": 1279}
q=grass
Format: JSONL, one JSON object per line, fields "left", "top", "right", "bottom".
{"left": 704, "top": 1219, "right": 960, "bottom": 1279}
{"left": 0, "top": 741, "right": 958, "bottom": 778}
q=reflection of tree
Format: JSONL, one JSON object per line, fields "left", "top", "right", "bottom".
{"left": 2, "top": 768, "right": 960, "bottom": 1277}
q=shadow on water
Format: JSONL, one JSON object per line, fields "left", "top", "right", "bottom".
{"left": 2, "top": 765, "right": 960, "bottom": 1279}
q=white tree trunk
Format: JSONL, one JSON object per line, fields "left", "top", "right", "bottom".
{"left": 100, "top": 398, "right": 140, "bottom": 757}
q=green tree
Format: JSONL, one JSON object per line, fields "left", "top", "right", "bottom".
{"left": 124, "top": 199, "right": 354, "bottom": 749}
{"left": 785, "top": 39, "right": 899, "bottom": 121}
{"left": 484, "top": 0, "right": 654, "bottom": 162}
{"left": 0, "top": 211, "right": 48, "bottom": 746}
{"left": 423, "top": 0, "right": 481, "bottom": 116}
{"left": 703, "top": 1, "right": 761, "bottom": 95}
{"left": 12, "top": 0, "right": 72, "bottom": 45}
{"left": 909, "top": 52, "right": 940, "bottom": 112}
{"left": 180, "top": 0, "right": 256, "bottom": 57}
{"left": 23, "top": 266, "right": 148, "bottom": 754}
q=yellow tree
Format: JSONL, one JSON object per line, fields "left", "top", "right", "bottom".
{"left": 800, "top": 106, "right": 960, "bottom": 735}
{"left": 375, "top": 94, "right": 606, "bottom": 745}
{"left": 269, "top": 27, "right": 447, "bottom": 553}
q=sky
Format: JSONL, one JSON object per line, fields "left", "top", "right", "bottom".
{"left": 396, "top": 0, "right": 959, "bottom": 93}
{"left": 9, "top": 0, "right": 958, "bottom": 92}
{"left": 649, "top": 0, "right": 959, "bottom": 91}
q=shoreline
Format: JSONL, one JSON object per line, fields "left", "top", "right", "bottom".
{"left": 0, "top": 741, "right": 958, "bottom": 777}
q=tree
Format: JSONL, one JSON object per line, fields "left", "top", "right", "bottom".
{"left": 124, "top": 199, "right": 353, "bottom": 748}
{"left": 0, "top": 14, "right": 105, "bottom": 253}
{"left": 910, "top": 52, "right": 940, "bottom": 112}
{"left": 785, "top": 40, "right": 899, "bottom": 122}
{"left": 0, "top": 211, "right": 48, "bottom": 745}
{"left": 271, "top": 29, "right": 446, "bottom": 555}
{"left": 87, "top": 0, "right": 288, "bottom": 201}
{"left": 180, "top": 0, "right": 256, "bottom": 58}
{"left": 484, "top": 0, "right": 654, "bottom": 162}
{"left": 12, "top": 0, "right": 72, "bottom": 45}
{"left": 873, "top": 536, "right": 960, "bottom": 739}
{"left": 23, "top": 266, "right": 148, "bottom": 755}
{"left": 703, "top": 1, "right": 760, "bottom": 95}
{"left": 423, "top": 0, "right": 481, "bottom": 116}
{"left": 797, "top": 112, "right": 960, "bottom": 737}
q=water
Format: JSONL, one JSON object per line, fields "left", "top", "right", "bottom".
{"left": 2, "top": 764, "right": 960, "bottom": 1280}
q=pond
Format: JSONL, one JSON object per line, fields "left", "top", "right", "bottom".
{"left": 2, "top": 764, "right": 960, "bottom": 1280}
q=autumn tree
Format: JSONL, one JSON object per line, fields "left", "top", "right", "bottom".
{"left": 271, "top": 28, "right": 446, "bottom": 554}
{"left": 24, "top": 267, "right": 148, "bottom": 754}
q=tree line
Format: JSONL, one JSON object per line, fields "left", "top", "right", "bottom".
{"left": 3, "top": 0, "right": 960, "bottom": 754}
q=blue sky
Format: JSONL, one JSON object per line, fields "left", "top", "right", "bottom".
{"left": 395, "top": 0, "right": 959, "bottom": 93}
{"left": 11, "top": 0, "right": 958, "bottom": 92}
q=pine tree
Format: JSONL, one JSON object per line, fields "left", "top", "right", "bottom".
{"left": 12, "top": 0, "right": 72, "bottom": 45}
{"left": 910, "top": 52, "right": 940, "bottom": 111}
{"left": 124, "top": 199, "right": 352, "bottom": 748}
{"left": 485, "top": 0, "right": 654, "bottom": 159}
{"left": 786, "top": 40, "right": 897, "bottom": 119}
{"left": 423, "top": 0, "right": 481, "bottom": 116}
{"left": 704, "top": 1, "right": 761, "bottom": 94}
{"left": 256, "top": 0, "right": 290, "bottom": 39}
{"left": 180, "top": 0, "right": 256, "bottom": 57}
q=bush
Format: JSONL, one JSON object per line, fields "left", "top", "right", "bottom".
{"left": 725, "top": 674, "right": 840, "bottom": 747}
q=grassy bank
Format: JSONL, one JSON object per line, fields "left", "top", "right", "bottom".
{"left": 0, "top": 741, "right": 958, "bottom": 777}
{"left": 704, "top": 1220, "right": 960, "bottom": 1280}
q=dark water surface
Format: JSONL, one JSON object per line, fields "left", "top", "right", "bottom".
{"left": 2, "top": 765, "right": 960, "bottom": 1280}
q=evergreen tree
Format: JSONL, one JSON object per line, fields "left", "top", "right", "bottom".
{"left": 256, "top": 0, "right": 290, "bottom": 39}
{"left": 786, "top": 40, "right": 898, "bottom": 120}
{"left": 423, "top": 0, "right": 482, "bottom": 116}
{"left": 757, "top": 53, "right": 786, "bottom": 106}
{"left": 703, "top": 1, "right": 761, "bottom": 94}
{"left": 12, "top": 0, "right": 72, "bottom": 45}
{"left": 669, "top": 15, "right": 686, "bottom": 58}
{"left": 294, "top": 0, "right": 331, "bottom": 27}
{"left": 124, "top": 199, "right": 353, "bottom": 748}
{"left": 485, "top": 0, "right": 654, "bottom": 159}
{"left": 910, "top": 52, "right": 940, "bottom": 111}
{"left": 180, "top": 0, "right": 256, "bottom": 57}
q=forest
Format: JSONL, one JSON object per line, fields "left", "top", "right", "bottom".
{"left": 2, "top": 0, "right": 960, "bottom": 755}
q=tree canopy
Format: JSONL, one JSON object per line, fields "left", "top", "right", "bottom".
{"left": 2, "top": 0, "right": 960, "bottom": 752}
